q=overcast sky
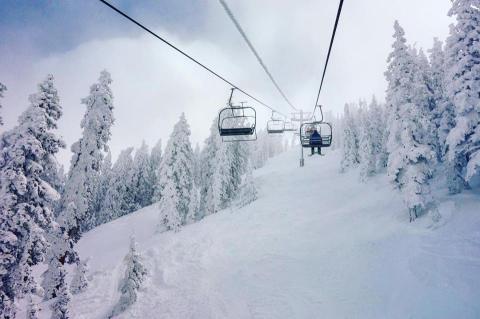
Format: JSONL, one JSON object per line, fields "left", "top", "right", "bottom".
{"left": 0, "top": 0, "right": 453, "bottom": 167}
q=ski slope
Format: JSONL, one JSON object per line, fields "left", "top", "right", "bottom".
{"left": 70, "top": 149, "right": 480, "bottom": 318}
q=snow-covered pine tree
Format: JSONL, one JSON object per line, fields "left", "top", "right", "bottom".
{"left": 340, "top": 103, "right": 360, "bottom": 172}
{"left": 186, "top": 186, "right": 201, "bottom": 224}
{"left": 92, "top": 150, "right": 112, "bottom": 225}
{"left": 150, "top": 139, "right": 162, "bottom": 202}
{"left": 52, "top": 165, "right": 67, "bottom": 217}
{"left": 41, "top": 229, "right": 64, "bottom": 300}
{"left": 199, "top": 118, "right": 222, "bottom": 216}
{"left": 101, "top": 147, "right": 135, "bottom": 222}
{"left": 57, "top": 70, "right": 115, "bottom": 254}
{"left": 444, "top": 0, "right": 480, "bottom": 190}
{"left": 385, "top": 21, "right": 437, "bottom": 222}
{"left": 70, "top": 258, "right": 89, "bottom": 295}
{"left": 156, "top": 113, "right": 195, "bottom": 231}
{"left": 331, "top": 112, "right": 344, "bottom": 151}
{"left": 109, "top": 236, "right": 147, "bottom": 318}
{"left": 358, "top": 105, "right": 376, "bottom": 181}
{"left": 131, "top": 141, "right": 153, "bottom": 209}
{"left": 193, "top": 142, "right": 202, "bottom": 187}
{"left": 212, "top": 140, "right": 250, "bottom": 211}
{"left": 412, "top": 48, "right": 439, "bottom": 154}
{"left": 50, "top": 265, "right": 70, "bottom": 319}
{"left": 0, "top": 82, "right": 6, "bottom": 125}
{"left": 157, "top": 180, "right": 182, "bottom": 232}
{"left": 237, "top": 160, "right": 258, "bottom": 208}
{"left": 367, "top": 96, "right": 388, "bottom": 171}
{"left": 34, "top": 76, "right": 67, "bottom": 196}
{"left": 212, "top": 142, "right": 234, "bottom": 211}
{"left": 250, "top": 130, "right": 268, "bottom": 169}
{"left": 429, "top": 38, "right": 455, "bottom": 159}
{"left": 0, "top": 75, "right": 64, "bottom": 317}
{"left": 231, "top": 140, "right": 249, "bottom": 188}
{"left": 199, "top": 114, "right": 252, "bottom": 215}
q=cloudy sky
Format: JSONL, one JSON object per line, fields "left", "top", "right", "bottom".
{"left": 1, "top": 0, "right": 453, "bottom": 167}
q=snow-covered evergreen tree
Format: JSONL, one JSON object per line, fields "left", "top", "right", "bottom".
{"left": 70, "top": 258, "right": 89, "bottom": 295}
{"left": 131, "top": 141, "right": 153, "bottom": 209}
{"left": 331, "top": 113, "right": 344, "bottom": 151}
{"left": 0, "top": 82, "right": 6, "bottom": 125}
{"left": 0, "top": 75, "right": 64, "bottom": 317}
{"left": 34, "top": 75, "right": 67, "bottom": 195}
{"left": 411, "top": 48, "right": 439, "bottom": 153}
{"left": 367, "top": 96, "right": 388, "bottom": 171}
{"left": 236, "top": 161, "right": 258, "bottom": 208}
{"left": 101, "top": 147, "right": 135, "bottom": 222}
{"left": 358, "top": 106, "right": 376, "bottom": 181}
{"left": 92, "top": 150, "right": 112, "bottom": 225}
{"left": 52, "top": 165, "right": 67, "bottom": 217}
{"left": 42, "top": 224, "right": 74, "bottom": 301}
{"left": 199, "top": 114, "right": 252, "bottom": 215}
{"left": 199, "top": 118, "right": 222, "bottom": 216}
{"left": 150, "top": 139, "right": 162, "bottom": 202}
{"left": 385, "top": 21, "right": 437, "bottom": 221}
{"left": 340, "top": 103, "right": 360, "bottom": 172}
{"left": 186, "top": 186, "right": 201, "bottom": 224}
{"left": 250, "top": 129, "right": 285, "bottom": 170}
{"left": 156, "top": 113, "right": 195, "bottom": 231}
{"left": 157, "top": 180, "right": 182, "bottom": 232}
{"left": 42, "top": 244, "right": 61, "bottom": 300}
{"left": 109, "top": 237, "right": 147, "bottom": 318}
{"left": 444, "top": 0, "right": 480, "bottom": 190}
{"left": 57, "top": 70, "right": 114, "bottom": 259}
{"left": 193, "top": 142, "right": 202, "bottom": 187}
{"left": 250, "top": 130, "right": 268, "bottom": 169}
{"left": 212, "top": 142, "right": 234, "bottom": 211}
{"left": 229, "top": 140, "right": 250, "bottom": 190}
{"left": 50, "top": 265, "right": 70, "bottom": 319}
{"left": 429, "top": 38, "right": 455, "bottom": 159}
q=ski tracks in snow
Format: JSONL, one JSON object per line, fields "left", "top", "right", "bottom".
{"left": 73, "top": 150, "right": 480, "bottom": 318}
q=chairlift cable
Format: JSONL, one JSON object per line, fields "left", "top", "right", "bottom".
{"left": 219, "top": 0, "right": 299, "bottom": 113}
{"left": 312, "top": 0, "right": 344, "bottom": 114}
{"left": 98, "top": 0, "right": 287, "bottom": 117}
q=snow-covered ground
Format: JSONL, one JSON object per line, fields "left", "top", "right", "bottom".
{"left": 66, "top": 150, "right": 479, "bottom": 318}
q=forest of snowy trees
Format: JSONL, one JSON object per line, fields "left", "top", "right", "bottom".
{"left": 338, "top": 1, "right": 480, "bottom": 222}
{"left": 0, "top": 0, "right": 478, "bottom": 317}
{"left": 0, "top": 69, "right": 286, "bottom": 317}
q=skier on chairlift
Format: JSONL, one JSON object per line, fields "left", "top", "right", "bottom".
{"left": 309, "top": 129, "right": 321, "bottom": 155}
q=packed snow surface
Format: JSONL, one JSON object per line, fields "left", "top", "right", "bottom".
{"left": 73, "top": 150, "right": 479, "bottom": 318}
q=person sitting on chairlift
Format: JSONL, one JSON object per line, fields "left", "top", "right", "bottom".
{"left": 309, "top": 129, "right": 322, "bottom": 155}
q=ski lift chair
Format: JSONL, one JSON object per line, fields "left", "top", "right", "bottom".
{"left": 267, "top": 116, "right": 285, "bottom": 134}
{"left": 299, "top": 105, "right": 333, "bottom": 154}
{"left": 283, "top": 121, "right": 296, "bottom": 132}
{"left": 218, "top": 88, "right": 257, "bottom": 142}
{"left": 300, "top": 122, "right": 333, "bottom": 148}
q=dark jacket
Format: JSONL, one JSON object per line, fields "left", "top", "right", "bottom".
{"left": 310, "top": 130, "right": 322, "bottom": 145}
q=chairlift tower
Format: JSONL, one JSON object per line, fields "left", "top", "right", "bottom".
{"left": 291, "top": 110, "right": 311, "bottom": 167}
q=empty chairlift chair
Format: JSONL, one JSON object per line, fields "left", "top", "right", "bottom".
{"left": 283, "top": 120, "right": 296, "bottom": 132}
{"left": 218, "top": 88, "right": 257, "bottom": 142}
{"left": 267, "top": 112, "right": 285, "bottom": 134}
